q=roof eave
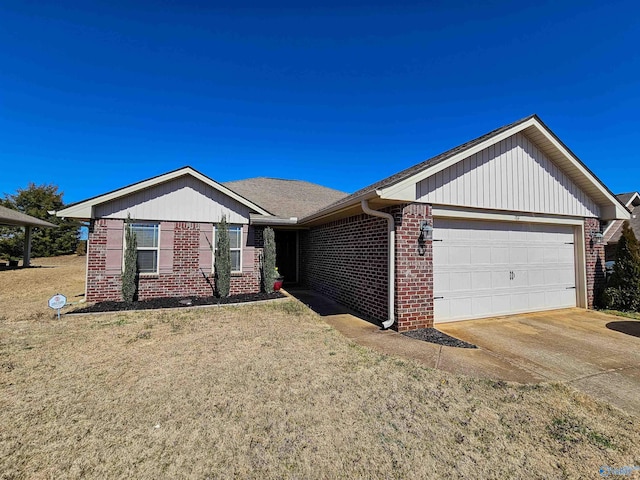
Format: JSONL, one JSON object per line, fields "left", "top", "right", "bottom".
{"left": 299, "top": 190, "right": 383, "bottom": 225}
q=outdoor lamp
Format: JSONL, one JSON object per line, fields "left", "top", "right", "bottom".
{"left": 418, "top": 221, "right": 433, "bottom": 256}
{"left": 590, "top": 231, "right": 604, "bottom": 245}
{"left": 420, "top": 221, "right": 433, "bottom": 240}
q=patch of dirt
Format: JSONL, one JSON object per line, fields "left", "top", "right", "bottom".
{"left": 71, "top": 291, "right": 286, "bottom": 314}
{"left": 402, "top": 327, "right": 477, "bottom": 348}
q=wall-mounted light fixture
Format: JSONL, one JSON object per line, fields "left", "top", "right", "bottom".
{"left": 420, "top": 221, "right": 433, "bottom": 240}
{"left": 418, "top": 220, "right": 433, "bottom": 256}
{"left": 590, "top": 231, "right": 604, "bottom": 245}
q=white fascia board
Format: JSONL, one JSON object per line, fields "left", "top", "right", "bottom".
{"left": 299, "top": 190, "right": 379, "bottom": 224}
{"left": 56, "top": 167, "right": 272, "bottom": 219}
{"left": 432, "top": 205, "right": 586, "bottom": 226}
{"left": 601, "top": 204, "right": 630, "bottom": 221}
{"left": 378, "top": 118, "right": 539, "bottom": 200}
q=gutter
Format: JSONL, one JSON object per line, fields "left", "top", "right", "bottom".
{"left": 249, "top": 215, "right": 299, "bottom": 226}
{"left": 361, "top": 200, "right": 395, "bottom": 329}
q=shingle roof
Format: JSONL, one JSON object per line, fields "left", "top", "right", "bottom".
{"left": 616, "top": 192, "right": 638, "bottom": 206}
{"left": 607, "top": 193, "right": 640, "bottom": 244}
{"left": 302, "top": 114, "right": 538, "bottom": 220}
{"left": 223, "top": 178, "right": 348, "bottom": 219}
{"left": 0, "top": 205, "right": 57, "bottom": 228}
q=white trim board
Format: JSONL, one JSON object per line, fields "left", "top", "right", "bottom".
{"left": 432, "top": 206, "right": 586, "bottom": 226}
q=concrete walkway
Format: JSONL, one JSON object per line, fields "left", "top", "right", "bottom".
{"left": 287, "top": 289, "right": 540, "bottom": 383}
{"left": 288, "top": 290, "right": 640, "bottom": 416}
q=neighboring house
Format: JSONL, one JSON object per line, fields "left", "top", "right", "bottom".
{"left": 57, "top": 114, "right": 629, "bottom": 331}
{"left": 603, "top": 192, "right": 640, "bottom": 261}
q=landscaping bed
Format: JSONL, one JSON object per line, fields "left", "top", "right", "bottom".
{"left": 71, "top": 291, "right": 285, "bottom": 314}
{"left": 402, "top": 327, "right": 477, "bottom": 348}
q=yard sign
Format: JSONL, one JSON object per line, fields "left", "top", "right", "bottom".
{"left": 48, "top": 293, "right": 67, "bottom": 320}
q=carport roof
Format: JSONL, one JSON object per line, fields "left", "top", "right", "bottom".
{"left": 0, "top": 205, "right": 57, "bottom": 228}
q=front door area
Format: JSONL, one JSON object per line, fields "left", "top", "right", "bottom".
{"left": 275, "top": 230, "right": 298, "bottom": 286}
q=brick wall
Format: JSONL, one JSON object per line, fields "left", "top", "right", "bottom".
{"left": 299, "top": 211, "right": 390, "bottom": 324}
{"left": 86, "top": 219, "right": 262, "bottom": 302}
{"left": 394, "top": 203, "right": 433, "bottom": 331}
{"left": 584, "top": 217, "right": 606, "bottom": 308}
{"left": 300, "top": 203, "right": 434, "bottom": 331}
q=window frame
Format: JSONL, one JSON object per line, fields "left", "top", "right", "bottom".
{"left": 123, "top": 221, "right": 161, "bottom": 276}
{"left": 212, "top": 224, "right": 243, "bottom": 274}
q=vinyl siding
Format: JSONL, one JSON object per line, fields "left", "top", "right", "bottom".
{"left": 417, "top": 132, "right": 600, "bottom": 217}
{"left": 95, "top": 175, "right": 251, "bottom": 224}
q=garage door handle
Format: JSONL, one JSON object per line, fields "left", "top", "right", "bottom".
{"left": 434, "top": 296, "right": 444, "bottom": 299}
{"left": 566, "top": 286, "right": 576, "bottom": 289}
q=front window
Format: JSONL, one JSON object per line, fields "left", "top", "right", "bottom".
{"left": 214, "top": 225, "right": 242, "bottom": 273}
{"left": 128, "top": 223, "right": 159, "bottom": 274}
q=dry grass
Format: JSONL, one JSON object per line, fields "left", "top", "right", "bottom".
{"left": 601, "top": 309, "right": 640, "bottom": 321}
{"left": 1, "top": 258, "right": 639, "bottom": 479}
{"left": 0, "top": 255, "right": 86, "bottom": 322}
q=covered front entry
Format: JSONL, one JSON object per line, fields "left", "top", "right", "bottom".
{"left": 275, "top": 229, "right": 298, "bottom": 286}
{"left": 433, "top": 218, "right": 577, "bottom": 323}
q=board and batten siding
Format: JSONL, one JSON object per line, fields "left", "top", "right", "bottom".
{"left": 94, "top": 175, "right": 251, "bottom": 224}
{"left": 417, "top": 132, "right": 600, "bottom": 217}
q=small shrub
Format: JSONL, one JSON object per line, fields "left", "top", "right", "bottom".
{"left": 262, "top": 227, "right": 276, "bottom": 293}
{"left": 602, "top": 221, "right": 640, "bottom": 311}
{"left": 122, "top": 215, "right": 138, "bottom": 303}
{"left": 214, "top": 216, "right": 231, "bottom": 298}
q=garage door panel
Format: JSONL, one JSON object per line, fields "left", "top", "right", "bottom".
{"left": 528, "top": 291, "right": 547, "bottom": 309}
{"left": 491, "top": 269, "right": 512, "bottom": 289}
{"left": 510, "top": 246, "right": 528, "bottom": 264}
{"left": 491, "top": 293, "right": 511, "bottom": 314}
{"left": 528, "top": 246, "right": 545, "bottom": 264}
{"left": 450, "top": 246, "right": 472, "bottom": 264}
{"left": 471, "top": 270, "right": 492, "bottom": 289}
{"left": 491, "top": 247, "right": 510, "bottom": 264}
{"left": 472, "top": 295, "right": 493, "bottom": 316}
{"left": 434, "top": 219, "right": 577, "bottom": 323}
{"left": 470, "top": 246, "right": 491, "bottom": 264}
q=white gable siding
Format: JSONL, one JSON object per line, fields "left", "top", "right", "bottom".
{"left": 417, "top": 133, "right": 600, "bottom": 217}
{"left": 95, "top": 175, "right": 251, "bottom": 223}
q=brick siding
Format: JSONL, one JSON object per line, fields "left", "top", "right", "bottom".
{"left": 300, "top": 202, "right": 434, "bottom": 331}
{"left": 584, "top": 217, "right": 606, "bottom": 308}
{"left": 86, "top": 219, "right": 262, "bottom": 302}
{"left": 393, "top": 203, "right": 434, "bottom": 331}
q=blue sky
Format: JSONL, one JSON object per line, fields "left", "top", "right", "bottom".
{"left": 1, "top": 0, "right": 639, "bottom": 204}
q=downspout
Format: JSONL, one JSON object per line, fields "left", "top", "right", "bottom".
{"left": 361, "top": 200, "right": 395, "bottom": 329}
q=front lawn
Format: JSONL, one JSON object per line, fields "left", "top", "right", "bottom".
{"left": 0, "top": 257, "right": 638, "bottom": 478}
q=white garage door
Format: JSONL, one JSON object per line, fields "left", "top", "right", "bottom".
{"left": 433, "top": 219, "right": 577, "bottom": 323}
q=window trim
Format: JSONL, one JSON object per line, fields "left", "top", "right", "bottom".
{"left": 212, "top": 224, "right": 243, "bottom": 274}
{"left": 123, "top": 221, "right": 161, "bottom": 276}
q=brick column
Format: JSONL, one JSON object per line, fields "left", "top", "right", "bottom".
{"left": 584, "top": 217, "right": 605, "bottom": 308}
{"left": 394, "top": 203, "right": 433, "bottom": 331}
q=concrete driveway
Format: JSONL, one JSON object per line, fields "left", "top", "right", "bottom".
{"left": 438, "top": 309, "right": 640, "bottom": 416}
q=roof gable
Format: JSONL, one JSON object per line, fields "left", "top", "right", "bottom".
{"left": 302, "top": 115, "right": 629, "bottom": 223}
{"left": 56, "top": 167, "right": 271, "bottom": 220}
{"left": 616, "top": 192, "right": 640, "bottom": 208}
{"left": 415, "top": 131, "right": 600, "bottom": 217}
